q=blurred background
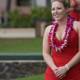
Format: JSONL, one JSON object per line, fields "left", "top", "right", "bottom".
{"left": 0, "top": 0, "right": 70, "bottom": 80}
{"left": 0, "top": 0, "right": 52, "bottom": 80}
{"left": 0, "top": 0, "right": 52, "bottom": 52}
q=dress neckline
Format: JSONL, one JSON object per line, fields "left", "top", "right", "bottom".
{"left": 55, "top": 28, "right": 78, "bottom": 42}
{"left": 49, "top": 15, "right": 76, "bottom": 52}
{"left": 55, "top": 27, "right": 67, "bottom": 42}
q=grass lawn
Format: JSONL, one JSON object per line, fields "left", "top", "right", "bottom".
{"left": 16, "top": 74, "right": 44, "bottom": 80}
{"left": 0, "top": 38, "right": 42, "bottom": 55}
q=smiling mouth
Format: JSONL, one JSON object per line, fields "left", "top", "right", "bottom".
{"left": 54, "top": 14, "right": 59, "bottom": 16}
{"left": 54, "top": 15, "right": 59, "bottom": 18}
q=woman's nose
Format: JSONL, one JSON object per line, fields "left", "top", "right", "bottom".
{"left": 54, "top": 9, "right": 58, "bottom": 14}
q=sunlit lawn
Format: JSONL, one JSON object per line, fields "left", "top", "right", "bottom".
{"left": 0, "top": 38, "right": 42, "bottom": 54}
{"left": 16, "top": 74, "right": 44, "bottom": 80}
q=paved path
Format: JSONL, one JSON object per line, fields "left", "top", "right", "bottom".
{"left": 0, "top": 28, "right": 36, "bottom": 38}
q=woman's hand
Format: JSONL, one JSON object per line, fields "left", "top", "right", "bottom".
{"left": 53, "top": 65, "right": 70, "bottom": 79}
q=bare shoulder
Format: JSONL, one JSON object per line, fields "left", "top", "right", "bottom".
{"left": 73, "top": 21, "right": 80, "bottom": 32}
{"left": 44, "top": 25, "right": 52, "bottom": 35}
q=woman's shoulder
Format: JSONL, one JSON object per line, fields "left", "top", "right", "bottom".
{"left": 73, "top": 21, "right": 80, "bottom": 32}
{"left": 44, "top": 25, "right": 52, "bottom": 34}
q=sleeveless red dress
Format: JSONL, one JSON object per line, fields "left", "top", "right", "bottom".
{"left": 45, "top": 22, "right": 80, "bottom": 80}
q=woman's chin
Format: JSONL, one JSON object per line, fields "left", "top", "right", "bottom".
{"left": 54, "top": 18, "right": 61, "bottom": 22}
{"left": 54, "top": 16, "right": 65, "bottom": 22}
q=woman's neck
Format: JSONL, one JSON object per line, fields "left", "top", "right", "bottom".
{"left": 56, "top": 16, "right": 67, "bottom": 26}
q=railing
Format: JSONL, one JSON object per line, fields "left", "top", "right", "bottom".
{"left": 0, "top": 54, "right": 46, "bottom": 79}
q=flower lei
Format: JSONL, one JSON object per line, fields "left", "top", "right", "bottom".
{"left": 50, "top": 16, "right": 74, "bottom": 52}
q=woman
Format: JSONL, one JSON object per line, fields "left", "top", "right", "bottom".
{"left": 42, "top": 0, "right": 80, "bottom": 80}
{"left": 68, "top": 0, "right": 80, "bottom": 21}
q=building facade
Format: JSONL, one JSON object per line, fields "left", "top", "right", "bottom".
{"left": 0, "top": 0, "right": 50, "bottom": 12}
{"left": 0, "top": 0, "right": 51, "bottom": 27}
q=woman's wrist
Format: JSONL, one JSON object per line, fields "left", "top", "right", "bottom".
{"left": 52, "top": 66, "right": 58, "bottom": 71}
{"left": 65, "top": 64, "right": 70, "bottom": 71}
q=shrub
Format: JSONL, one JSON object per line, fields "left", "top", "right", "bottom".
{"left": 32, "top": 7, "right": 52, "bottom": 22}
{"left": 8, "top": 7, "right": 52, "bottom": 28}
{"left": 8, "top": 10, "right": 33, "bottom": 28}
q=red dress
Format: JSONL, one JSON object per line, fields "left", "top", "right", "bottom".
{"left": 45, "top": 24, "right": 80, "bottom": 80}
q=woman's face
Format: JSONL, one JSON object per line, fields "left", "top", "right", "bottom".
{"left": 51, "top": 1, "right": 66, "bottom": 21}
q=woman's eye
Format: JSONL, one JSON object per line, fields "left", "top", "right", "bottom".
{"left": 57, "top": 7, "right": 62, "bottom": 10}
{"left": 52, "top": 7, "right": 62, "bottom": 11}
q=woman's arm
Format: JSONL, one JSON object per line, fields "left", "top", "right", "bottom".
{"left": 66, "top": 21, "right": 80, "bottom": 70}
{"left": 69, "top": 0, "right": 77, "bottom": 7}
{"left": 65, "top": 52, "right": 80, "bottom": 70}
{"left": 42, "top": 25, "right": 57, "bottom": 71}
{"left": 66, "top": 0, "right": 75, "bottom": 13}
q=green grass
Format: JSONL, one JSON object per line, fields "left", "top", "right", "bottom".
{"left": 0, "top": 38, "right": 42, "bottom": 53}
{"left": 16, "top": 74, "right": 44, "bottom": 80}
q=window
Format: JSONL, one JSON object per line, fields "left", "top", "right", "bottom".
{"left": 46, "top": 0, "right": 51, "bottom": 7}
{"left": 16, "top": 0, "right": 31, "bottom": 6}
